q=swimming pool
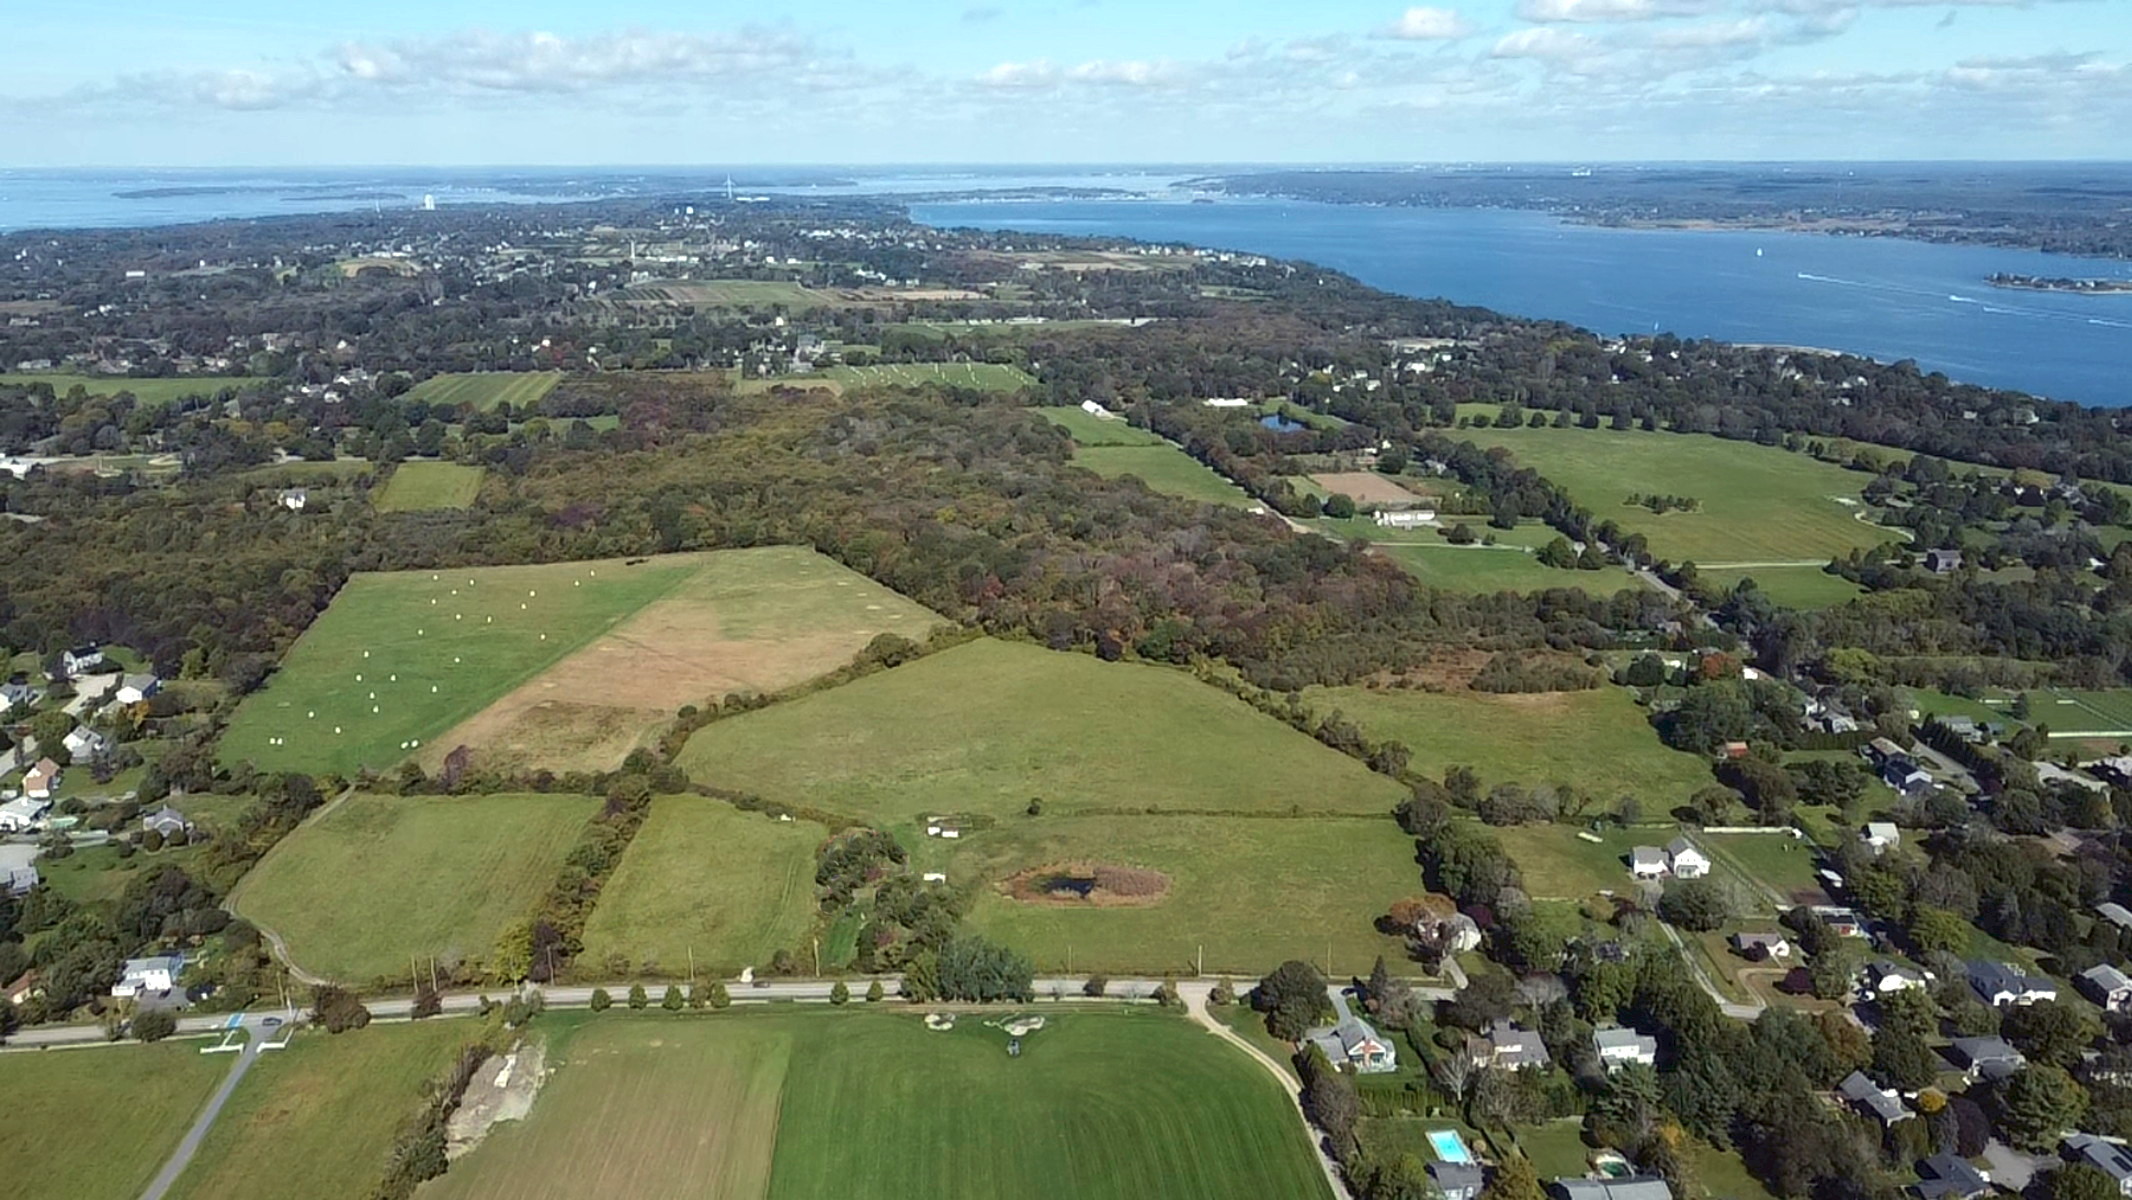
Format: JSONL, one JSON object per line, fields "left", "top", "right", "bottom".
{"left": 1428, "top": 1129, "right": 1475, "bottom": 1164}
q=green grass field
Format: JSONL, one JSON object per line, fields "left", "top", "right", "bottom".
{"left": 1074, "top": 444, "right": 1256, "bottom": 508}
{"left": 944, "top": 813, "right": 1415, "bottom": 975}
{"left": 168, "top": 1021, "right": 475, "bottom": 1200}
{"left": 1453, "top": 414, "right": 1901, "bottom": 564}
{"left": 1700, "top": 832, "right": 1829, "bottom": 908}
{"left": 403, "top": 371, "right": 562, "bottom": 412}
{"left": 1372, "top": 543, "right": 1646, "bottom": 594}
{"left": 820, "top": 362, "right": 1035, "bottom": 393}
{"left": 1037, "top": 405, "right": 1168, "bottom": 446}
{"left": 0, "top": 373, "right": 258, "bottom": 407}
{"left": 232, "top": 792, "right": 596, "bottom": 983}
{"left": 678, "top": 639, "right": 1405, "bottom": 822}
{"left": 221, "top": 547, "right": 938, "bottom": 777}
{"left": 623, "top": 279, "right": 827, "bottom": 308}
{"left": 1700, "top": 565, "right": 1865, "bottom": 609}
{"left": 1304, "top": 684, "right": 1711, "bottom": 803}
{"left": 374, "top": 461, "right": 486, "bottom": 511}
{"left": 0, "top": 1043, "right": 227, "bottom": 1200}
{"left": 1487, "top": 823, "right": 1651, "bottom": 900}
{"left": 429, "top": 1009, "right": 1333, "bottom": 1200}
{"left": 580, "top": 799, "right": 824, "bottom": 976}
{"left": 2037, "top": 688, "right": 2132, "bottom": 734}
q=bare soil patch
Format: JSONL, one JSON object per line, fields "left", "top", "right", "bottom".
{"left": 1003, "top": 861, "right": 1173, "bottom": 908}
{"left": 448, "top": 1038, "right": 548, "bottom": 1160}
{"left": 1310, "top": 472, "right": 1424, "bottom": 507}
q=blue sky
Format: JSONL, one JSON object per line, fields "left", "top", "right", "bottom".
{"left": 4, "top": 0, "right": 2126, "bottom": 164}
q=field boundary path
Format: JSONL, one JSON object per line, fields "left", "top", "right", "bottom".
{"left": 138, "top": 1025, "right": 266, "bottom": 1200}
{"left": 1182, "top": 982, "right": 1352, "bottom": 1200}
{"left": 1656, "top": 922, "right": 1765, "bottom": 1019}
{"left": 221, "top": 785, "right": 356, "bottom": 988}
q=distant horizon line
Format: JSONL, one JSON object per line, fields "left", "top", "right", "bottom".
{"left": 6, "top": 158, "right": 2132, "bottom": 173}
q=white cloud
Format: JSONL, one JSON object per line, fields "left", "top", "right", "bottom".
{"left": 1514, "top": 0, "right": 1706, "bottom": 23}
{"left": 331, "top": 28, "right": 821, "bottom": 93}
{"left": 1652, "top": 17, "right": 1773, "bottom": 48}
{"left": 977, "top": 59, "right": 1060, "bottom": 88}
{"left": 1491, "top": 26, "right": 1600, "bottom": 60}
{"left": 1384, "top": 7, "right": 1475, "bottom": 40}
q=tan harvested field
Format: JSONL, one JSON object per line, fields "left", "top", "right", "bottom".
{"left": 421, "top": 547, "right": 943, "bottom": 774}
{"left": 1309, "top": 472, "right": 1425, "bottom": 506}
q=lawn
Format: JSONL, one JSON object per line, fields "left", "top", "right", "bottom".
{"left": 943, "top": 813, "right": 1417, "bottom": 976}
{"left": 1037, "top": 405, "right": 1167, "bottom": 446}
{"left": 428, "top": 1009, "right": 1333, "bottom": 1200}
{"left": 167, "top": 1021, "right": 476, "bottom": 1200}
{"left": 1701, "top": 832, "right": 1829, "bottom": 908}
{"left": 0, "top": 1042, "right": 227, "bottom": 1200}
{"left": 1518, "top": 1119, "right": 1596, "bottom": 1179}
{"left": 1700, "top": 565, "right": 1865, "bottom": 610}
{"left": 0, "top": 373, "right": 258, "bottom": 407}
{"left": 677, "top": 638, "right": 1406, "bottom": 822}
{"left": 579, "top": 798, "right": 824, "bottom": 977}
{"left": 374, "top": 461, "right": 486, "bottom": 511}
{"left": 1453, "top": 415, "right": 1902, "bottom": 564}
{"left": 2037, "top": 688, "right": 2132, "bottom": 735}
{"left": 1074, "top": 444, "right": 1255, "bottom": 508}
{"left": 40, "top": 843, "right": 207, "bottom": 907}
{"left": 231, "top": 792, "right": 595, "bottom": 984}
{"left": 1303, "top": 684, "right": 1712, "bottom": 804}
{"left": 1487, "top": 823, "right": 1651, "bottom": 901}
{"left": 403, "top": 371, "right": 562, "bottom": 412}
{"left": 820, "top": 362, "right": 1036, "bottom": 393}
{"left": 221, "top": 547, "right": 940, "bottom": 777}
{"left": 1372, "top": 543, "right": 1647, "bottom": 594}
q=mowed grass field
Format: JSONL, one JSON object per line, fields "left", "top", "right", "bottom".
{"left": 2037, "top": 688, "right": 2132, "bottom": 734}
{"left": 1304, "top": 684, "right": 1712, "bottom": 803}
{"left": 677, "top": 639, "right": 1406, "bottom": 822}
{"left": 0, "top": 1042, "right": 226, "bottom": 1200}
{"left": 0, "top": 373, "right": 257, "bottom": 407}
{"left": 943, "top": 813, "right": 1416, "bottom": 975}
{"left": 622, "top": 279, "right": 827, "bottom": 308}
{"left": 1075, "top": 444, "right": 1255, "bottom": 508}
{"left": 1037, "top": 405, "right": 1167, "bottom": 446}
{"left": 232, "top": 793, "right": 595, "bottom": 983}
{"left": 221, "top": 547, "right": 939, "bottom": 777}
{"left": 820, "top": 362, "right": 1035, "bottom": 393}
{"left": 1700, "top": 565, "right": 1865, "bottom": 609}
{"left": 167, "top": 1021, "right": 475, "bottom": 1200}
{"left": 1701, "top": 832, "right": 1829, "bottom": 908}
{"left": 403, "top": 371, "right": 562, "bottom": 411}
{"left": 1371, "top": 542, "right": 1646, "bottom": 594}
{"left": 1488, "top": 823, "right": 1651, "bottom": 900}
{"left": 374, "top": 461, "right": 486, "bottom": 511}
{"left": 580, "top": 799, "right": 823, "bottom": 976}
{"left": 429, "top": 1010, "right": 1333, "bottom": 1200}
{"left": 1454, "top": 413, "right": 1900, "bottom": 564}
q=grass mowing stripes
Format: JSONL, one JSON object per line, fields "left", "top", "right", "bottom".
{"left": 820, "top": 362, "right": 1036, "bottom": 392}
{"left": 0, "top": 1042, "right": 227, "bottom": 1200}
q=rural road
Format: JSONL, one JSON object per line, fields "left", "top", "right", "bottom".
{"left": 138, "top": 1014, "right": 293, "bottom": 1200}
{"left": 1655, "top": 922, "right": 1766, "bottom": 1020}
{"left": 1183, "top": 982, "right": 1353, "bottom": 1200}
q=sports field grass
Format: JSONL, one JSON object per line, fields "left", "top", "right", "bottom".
{"left": 944, "top": 813, "right": 1415, "bottom": 975}
{"left": 403, "top": 371, "right": 562, "bottom": 412}
{"left": 0, "top": 1042, "right": 226, "bottom": 1200}
{"left": 1037, "top": 405, "right": 1167, "bottom": 446}
{"left": 580, "top": 799, "right": 823, "bottom": 977}
{"left": 231, "top": 792, "right": 596, "bottom": 983}
{"left": 167, "top": 1021, "right": 475, "bottom": 1200}
{"left": 1486, "top": 823, "right": 1650, "bottom": 901}
{"left": 374, "top": 461, "right": 486, "bottom": 511}
{"left": 1700, "top": 565, "right": 1865, "bottom": 609}
{"left": 428, "top": 1009, "right": 1333, "bottom": 1200}
{"left": 1303, "top": 684, "right": 1712, "bottom": 803}
{"left": 1074, "top": 444, "right": 1255, "bottom": 508}
{"left": 0, "top": 373, "right": 257, "bottom": 407}
{"left": 677, "top": 639, "right": 1405, "bottom": 822}
{"left": 221, "top": 547, "right": 941, "bottom": 776}
{"left": 1453, "top": 414, "right": 1901, "bottom": 564}
{"left": 2037, "top": 688, "right": 2132, "bottom": 734}
{"left": 820, "top": 362, "right": 1035, "bottom": 392}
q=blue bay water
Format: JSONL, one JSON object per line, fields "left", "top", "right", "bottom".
{"left": 911, "top": 198, "right": 2132, "bottom": 408}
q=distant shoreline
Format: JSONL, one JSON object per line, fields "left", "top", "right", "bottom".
{"left": 1985, "top": 273, "right": 2132, "bottom": 296}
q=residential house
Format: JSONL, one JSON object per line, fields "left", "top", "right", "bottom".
{"left": 1431, "top": 1163, "right": 1487, "bottom": 1200}
{"left": 2099, "top": 903, "right": 2132, "bottom": 934}
{"left": 2062, "top": 1135, "right": 2132, "bottom": 1197}
{"left": 20, "top": 758, "right": 59, "bottom": 800}
{"left": 1721, "top": 740, "right": 1752, "bottom": 760}
{"left": 113, "top": 673, "right": 160, "bottom": 705}
{"left": 1814, "top": 906, "right": 1869, "bottom": 938}
{"left": 111, "top": 954, "right": 184, "bottom": 998}
{"left": 1629, "top": 846, "right": 1669, "bottom": 880}
{"left": 1882, "top": 757, "right": 1935, "bottom": 794}
{"left": 2078, "top": 965, "right": 2132, "bottom": 1014}
{"left": 1863, "top": 959, "right": 1934, "bottom": 997}
{"left": 0, "top": 678, "right": 36, "bottom": 713}
{"left": 1923, "top": 549, "right": 1965, "bottom": 575}
{"left": 1406, "top": 894, "right": 1483, "bottom": 953}
{"left": 1940, "top": 715, "right": 1984, "bottom": 743}
{"left": 141, "top": 805, "right": 194, "bottom": 840}
{"left": 1946, "top": 1036, "right": 2026, "bottom": 1082}
{"left": 1913, "top": 1153, "right": 1991, "bottom": 1200}
{"left": 1307, "top": 992, "right": 1398, "bottom": 1074}
{"left": 62, "top": 726, "right": 112, "bottom": 761}
{"left": 5, "top": 970, "right": 40, "bottom": 1005}
{"left": 1867, "top": 737, "right": 1911, "bottom": 766}
{"left": 0, "top": 844, "right": 38, "bottom": 895}
{"left": 1078, "top": 399, "right": 1114, "bottom": 419}
{"left": 1731, "top": 932, "right": 1793, "bottom": 961}
{"left": 1667, "top": 837, "right": 1711, "bottom": 879}
{"left": 1594, "top": 1026, "right": 1659, "bottom": 1070}
{"left": 279, "top": 487, "right": 308, "bottom": 511}
{"left": 61, "top": 644, "right": 105, "bottom": 676}
{"left": 1861, "top": 822, "right": 1902, "bottom": 855}
{"left": 1474, "top": 1019, "right": 1552, "bottom": 1071}
{"left": 1553, "top": 1176, "right": 1674, "bottom": 1200}
{"left": 1967, "top": 960, "right": 2058, "bottom": 1007}
{"left": 1839, "top": 1070, "right": 1914, "bottom": 1125}
{"left": 0, "top": 795, "right": 51, "bottom": 833}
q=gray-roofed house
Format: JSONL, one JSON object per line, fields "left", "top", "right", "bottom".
{"left": 1666, "top": 837, "right": 1711, "bottom": 879}
{"left": 2062, "top": 1135, "right": 2132, "bottom": 1197}
{"left": 62, "top": 726, "right": 113, "bottom": 760}
{"left": 2102, "top": 903, "right": 2132, "bottom": 934}
{"left": 1629, "top": 846, "right": 1669, "bottom": 880}
{"left": 1595, "top": 1026, "right": 1659, "bottom": 1071}
{"left": 1863, "top": 959, "right": 1934, "bottom": 997}
{"left": 1912, "top": 1153, "right": 1991, "bottom": 1200}
{"left": 1968, "top": 960, "right": 2058, "bottom": 1007}
{"left": 1838, "top": 1070, "right": 1914, "bottom": 1125}
{"left": 1862, "top": 822, "right": 1902, "bottom": 855}
{"left": 1305, "top": 991, "right": 1398, "bottom": 1074}
{"left": 1553, "top": 1176, "right": 1675, "bottom": 1200}
{"left": 1946, "top": 1036, "right": 2027, "bottom": 1082}
{"left": 141, "top": 805, "right": 194, "bottom": 840}
{"left": 1924, "top": 549, "right": 1966, "bottom": 576}
{"left": 2079, "top": 965, "right": 2132, "bottom": 1014}
{"left": 1473, "top": 1020, "right": 1552, "bottom": 1071}
{"left": 1731, "top": 932, "right": 1794, "bottom": 961}
{"left": 113, "top": 673, "right": 160, "bottom": 705}
{"left": 1432, "top": 1162, "right": 1488, "bottom": 1200}
{"left": 1940, "top": 716, "right": 1983, "bottom": 743}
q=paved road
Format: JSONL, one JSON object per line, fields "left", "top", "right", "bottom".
{"left": 1655, "top": 921, "right": 1766, "bottom": 1020}
{"left": 138, "top": 1014, "right": 293, "bottom": 1200}
{"left": 1182, "top": 981, "right": 1352, "bottom": 1200}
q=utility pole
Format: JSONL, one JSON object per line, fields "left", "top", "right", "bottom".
{"left": 412, "top": 954, "right": 420, "bottom": 996}
{"left": 688, "top": 947, "right": 696, "bottom": 986}
{"left": 811, "top": 938, "right": 820, "bottom": 977}
{"left": 1197, "top": 944, "right": 1203, "bottom": 978}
